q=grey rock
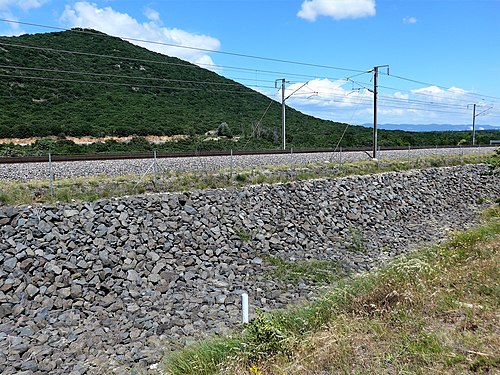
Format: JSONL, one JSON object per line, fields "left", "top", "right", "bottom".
{"left": 70, "top": 284, "right": 83, "bottom": 298}
{"left": 21, "top": 360, "right": 38, "bottom": 371}
{"left": 95, "top": 223, "right": 108, "bottom": 237}
{"left": 37, "top": 220, "right": 52, "bottom": 233}
{"left": 58, "top": 287, "right": 71, "bottom": 299}
{"left": 0, "top": 303, "right": 12, "bottom": 318}
{"left": 127, "top": 269, "right": 140, "bottom": 282}
{"left": 25, "top": 284, "right": 39, "bottom": 297}
{"left": 18, "top": 326, "right": 34, "bottom": 337}
{"left": 4, "top": 257, "right": 17, "bottom": 271}
{"left": 251, "top": 257, "right": 263, "bottom": 265}
{"left": 63, "top": 209, "right": 80, "bottom": 218}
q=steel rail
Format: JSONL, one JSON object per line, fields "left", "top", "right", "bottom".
{"left": 0, "top": 145, "right": 494, "bottom": 165}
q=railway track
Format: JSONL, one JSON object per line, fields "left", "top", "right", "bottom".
{"left": 0, "top": 145, "right": 496, "bottom": 182}
{"left": 0, "top": 145, "right": 494, "bottom": 164}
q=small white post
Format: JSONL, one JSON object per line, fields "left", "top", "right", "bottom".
{"left": 407, "top": 145, "right": 411, "bottom": 164}
{"left": 241, "top": 293, "right": 249, "bottom": 323}
{"left": 153, "top": 150, "right": 157, "bottom": 178}
{"left": 339, "top": 146, "right": 343, "bottom": 169}
{"left": 230, "top": 149, "right": 234, "bottom": 179}
{"left": 48, "top": 153, "right": 53, "bottom": 196}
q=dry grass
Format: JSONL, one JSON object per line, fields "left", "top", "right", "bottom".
{"left": 227, "top": 238, "right": 499, "bottom": 375}
{"left": 162, "top": 207, "right": 499, "bottom": 375}
{"left": 0, "top": 153, "right": 495, "bottom": 206}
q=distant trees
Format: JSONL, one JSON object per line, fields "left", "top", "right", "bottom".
{"left": 217, "top": 122, "right": 233, "bottom": 138}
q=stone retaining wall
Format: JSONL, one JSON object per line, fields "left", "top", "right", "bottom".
{"left": 0, "top": 164, "right": 499, "bottom": 374}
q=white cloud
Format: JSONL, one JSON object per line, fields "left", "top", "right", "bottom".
{"left": 412, "top": 85, "right": 444, "bottom": 96}
{"left": 0, "top": 0, "right": 48, "bottom": 10}
{"left": 448, "top": 86, "right": 467, "bottom": 95}
{"left": 284, "top": 78, "right": 374, "bottom": 109}
{"left": 0, "top": 0, "right": 49, "bottom": 35}
{"left": 394, "top": 92, "right": 409, "bottom": 100}
{"left": 403, "top": 16, "right": 417, "bottom": 24}
{"left": 144, "top": 7, "right": 160, "bottom": 22}
{"left": 60, "top": 2, "right": 221, "bottom": 68}
{"left": 0, "top": 10, "right": 23, "bottom": 35}
{"left": 298, "top": 0, "right": 376, "bottom": 21}
{"left": 411, "top": 85, "right": 469, "bottom": 104}
{"left": 18, "top": 0, "right": 47, "bottom": 10}
{"left": 262, "top": 79, "right": 499, "bottom": 126}
{"left": 274, "top": 78, "right": 375, "bottom": 124}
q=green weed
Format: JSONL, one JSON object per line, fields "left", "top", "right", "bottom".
{"left": 264, "top": 256, "right": 346, "bottom": 284}
{"left": 348, "top": 226, "right": 366, "bottom": 253}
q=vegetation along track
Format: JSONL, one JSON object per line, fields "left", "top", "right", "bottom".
{"left": 0, "top": 146, "right": 495, "bottom": 182}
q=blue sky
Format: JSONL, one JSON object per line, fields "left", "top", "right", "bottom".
{"left": 1, "top": 0, "right": 499, "bottom": 129}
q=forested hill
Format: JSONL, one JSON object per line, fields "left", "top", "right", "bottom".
{"left": 0, "top": 29, "right": 498, "bottom": 150}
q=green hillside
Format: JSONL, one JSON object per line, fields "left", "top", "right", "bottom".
{"left": 0, "top": 29, "right": 498, "bottom": 152}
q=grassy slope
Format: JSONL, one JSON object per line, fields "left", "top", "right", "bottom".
{"left": 0, "top": 152, "right": 494, "bottom": 206}
{"left": 162, "top": 205, "right": 500, "bottom": 375}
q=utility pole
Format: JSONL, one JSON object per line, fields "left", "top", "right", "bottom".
{"left": 275, "top": 79, "right": 287, "bottom": 150}
{"left": 370, "top": 65, "right": 389, "bottom": 160}
{"left": 467, "top": 103, "right": 492, "bottom": 146}
{"left": 472, "top": 103, "right": 476, "bottom": 146}
{"left": 467, "top": 103, "right": 477, "bottom": 146}
{"left": 275, "top": 79, "right": 313, "bottom": 150}
{"left": 373, "top": 67, "right": 378, "bottom": 160}
{"left": 281, "top": 79, "right": 286, "bottom": 150}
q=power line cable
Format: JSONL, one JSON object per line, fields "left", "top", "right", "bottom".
{"left": 0, "top": 73, "right": 275, "bottom": 94}
{"left": 2, "top": 38, "right": 497, "bottom": 108}
{"left": 243, "top": 99, "right": 278, "bottom": 148}
{"left": 0, "top": 19, "right": 367, "bottom": 73}
{"left": 1, "top": 20, "right": 498, "bottom": 123}
{"left": 0, "top": 64, "right": 277, "bottom": 89}
{"left": 0, "top": 41, "right": 348, "bottom": 85}
{"left": 388, "top": 73, "right": 500, "bottom": 101}
{"left": 296, "top": 83, "right": 493, "bottom": 112}
{"left": 287, "top": 91, "right": 475, "bottom": 116}
{"left": 5, "top": 17, "right": 499, "bottom": 106}
{"left": 377, "top": 85, "right": 498, "bottom": 107}
{"left": 329, "top": 98, "right": 366, "bottom": 162}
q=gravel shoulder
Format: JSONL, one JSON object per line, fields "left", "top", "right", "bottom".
{"left": 1, "top": 147, "right": 495, "bottom": 182}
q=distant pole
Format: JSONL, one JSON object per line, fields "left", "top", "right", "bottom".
{"left": 467, "top": 103, "right": 492, "bottom": 146}
{"left": 373, "top": 66, "right": 378, "bottom": 160}
{"left": 472, "top": 103, "right": 476, "bottom": 146}
{"left": 281, "top": 79, "right": 286, "bottom": 150}
{"left": 275, "top": 78, "right": 309, "bottom": 151}
{"left": 370, "top": 65, "right": 389, "bottom": 160}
